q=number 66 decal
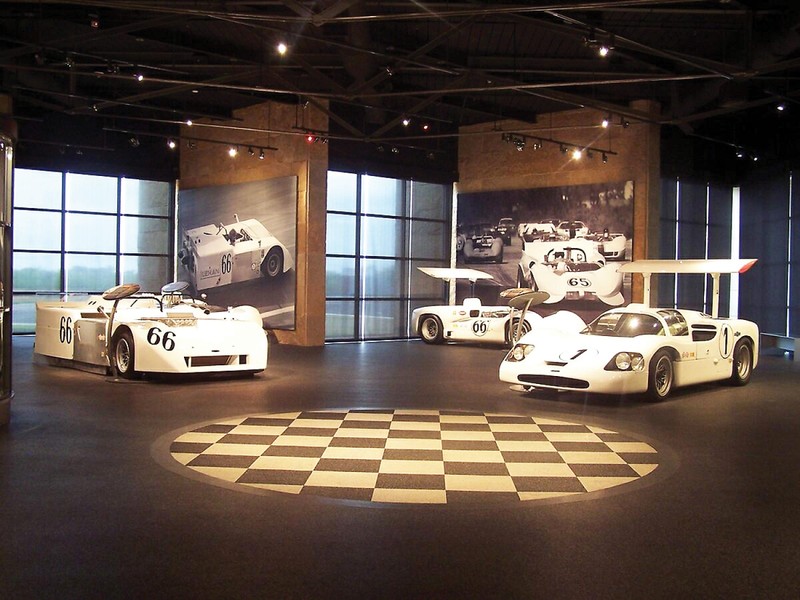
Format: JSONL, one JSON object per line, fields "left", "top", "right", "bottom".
{"left": 147, "top": 326, "right": 176, "bottom": 351}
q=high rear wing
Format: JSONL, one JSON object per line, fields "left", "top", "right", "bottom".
{"left": 619, "top": 259, "right": 757, "bottom": 317}
{"left": 417, "top": 267, "right": 493, "bottom": 282}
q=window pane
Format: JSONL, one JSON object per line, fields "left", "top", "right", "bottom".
{"left": 409, "top": 260, "right": 447, "bottom": 299}
{"left": 410, "top": 220, "right": 446, "bottom": 259}
{"left": 65, "top": 254, "right": 116, "bottom": 292}
{"left": 327, "top": 213, "right": 356, "bottom": 255}
{"left": 326, "top": 300, "right": 356, "bottom": 340}
{"left": 65, "top": 213, "right": 117, "bottom": 252}
{"left": 361, "top": 216, "right": 404, "bottom": 257}
{"left": 120, "top": 216, "right": 169, "bottom": 254}
{"left": 411, "top": 181, "right": 449, "bottom": 220}
{"left": 121, "top": 255, "right": 171, "bottom": 291}
{"left": 362, "top": 176, "right": 405, "bottom": 216}
{"left": 327, "top": 171, "right": 357, "bottom": 212}
{"left": 362, "top": 300, "right": 404, "bottom": 339}
{"left": 13, "top": 209, "right": 62, "bottom": 251}
{"left": 362, "top": 258, "right": 403, "bottom": 298}
{"left": 66, "top": 173, "right": 118, "bottom": 213}
{"left": 326, "top": 256, "right": 356, "bottom": 297}
{"left": 121, "top": 178, "right": 171, "bottom": 216}
{"left": 13, "top": 169, "right": 62, "bottom": 209}
{"left": 13, "top": 252, "right": 61, "bottom": 292}
{"left": 13, "top": 293, "right": 64, "bottom": 334}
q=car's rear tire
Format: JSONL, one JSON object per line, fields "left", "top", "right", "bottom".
{"left": 729, "top": 339, "right": 753, "bottom": 386}
{"left": 113, "top": 330, "right": 138, "bottom": 379}
{"left": 506, "top": 318, "right": 531, "bottom": 345}
{"left": 419, "top": 315, "right": 444, "bottom": 344}
{"left": 646, "top": 349, "right": 673, "bottom": 401}
{"left": 261, "top": 247, "right": 283, "bottom": 278}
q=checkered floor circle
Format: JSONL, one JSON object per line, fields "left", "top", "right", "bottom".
{"left": 169, "top": 410, "right": 660, "bottom": 504}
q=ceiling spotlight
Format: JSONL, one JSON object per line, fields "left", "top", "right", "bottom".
{"left": 736, "top": 149, "right": 744, "bottom": 159}
{"left": 128, "top": 136, "right": 140, "bottom": 148}
{"left": 602, "top": 152, "right": 608, "bottom": 164}
{"left": 89, "top": 14, "right": 99, "bottom": 29}
{"left": 622, "top": 119, "right": 630, "bottom": 128}
{"left": 514, "top": 139, "right": 525, "bottom": 151}
{"left": 185, "top": 119, "right": 193, "bottom": 126}
{"left": 777, "top": 103, "right": 786, "bottom": 112}
{"left": 385, "top": 66, "right": 394, "bottom": 76}
{"left": 248, "top": 146, "right": 255, "bottom": 156}
{"left": 377, "top": 145, "right": 385, "bottom": 153}
{"left": 391, "top": 146, "right": 399, "bottom": 154}
{"left": 402, "top": 117, "right": 411, "bottom": 127}
{"left": 134, "top": 72, "right": 144, "bottom": 82}
{"left": 586, "top": 149, "right": 594, "bottom": 159}
{"left": 427, "top": 151, "right": 436, "bottom": 160}
{"left": 571, "top": 148, "right": 583, "bottom": 160}
{"left": 422, "top": 123, "right": 430, "bottom": 131}
{"left": 64, "top": 55, "right": 75, "bottom": 69}
{"left": 186, "top": 141, "right": 196, "bottom": 150}
{"left": 601, "top": 116, "right": 610, "bottom": 128}
{"left": 258, "top": 149, "right": 265, "bottom": 160}
{"left": 752, "top": 155, "right": 759, "bottom": 162}
{"left": 277, "top": 42, "right": 288, "bottom": 55}
{"left": 560, "top": 144, "right": 567, "bottom": 154}
{"left": 306, "top": 134, "right": 317, "bottom": 143}
{"left": 228, "top": 146, "right": 238, "bottom": 157}
{"left": 167, "top": 138, "right": 176, "bottom": 149}
{"left": 598, "top": 45, "right": 611, "bottom": 57}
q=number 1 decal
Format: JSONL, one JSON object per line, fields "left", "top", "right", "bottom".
{"left": 719, "top": 324, "right": 734, "bottom": 359}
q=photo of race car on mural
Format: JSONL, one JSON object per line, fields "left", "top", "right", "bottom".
{"left": 177, "top": 175, "right": 297, "bottom": 330}
{"left": 456, "top": 181, "right": 633, "bottom": 324}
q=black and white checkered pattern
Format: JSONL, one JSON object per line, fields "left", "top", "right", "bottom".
{"left": 169, "top": 410, "right": 659, "bottom": 504}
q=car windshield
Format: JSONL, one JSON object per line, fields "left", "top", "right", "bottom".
{"left": 583, "top": 312, "right": 665, "bottom": 337}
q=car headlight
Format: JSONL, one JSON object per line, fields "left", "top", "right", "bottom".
{"left": 506, "top": 344, "right": 534, "bottom": 362}
{"left": 605, "top": 352, "right": 645, "bottom": 371}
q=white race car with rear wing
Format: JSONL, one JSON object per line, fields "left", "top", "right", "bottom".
{"left": 178, "top": 214, "right": 293, "bottom": 291}
{"left": 500, "top": 259, "right": 759, "bottom": 401}
{"left": 516, "top": 238, "right": 624, "bottom": 305}
{"left": 34, "top": 282, "right": 268, "bottom": 379}
{"left": 411, "top": 268, "right": 547, "bottom": 346}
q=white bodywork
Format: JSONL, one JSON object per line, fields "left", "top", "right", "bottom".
{"left": 518, "top": 221, "right": 558, "bottom": 240}
{"left": 517, "top": 238, "right": 624, "bottom": 305}
{"left": 556, "top": 220, "right": 589, "bottom": 238}
{"left": 585, "top": 231, "right": 627, "bottom": 260}
{"left": 34, "top": 288, "right": 268, "bottom": 376}
{"left": 410, "top": 268, "right": 540, "bottom": 346}
{"left": 179, "top": 215, "right": 293, "bottom": 291}
{"left": 501, "top": 259, "right": 760, "bottom": 399}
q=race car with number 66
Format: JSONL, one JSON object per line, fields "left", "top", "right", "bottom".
{"left": 34, "top": 282, "right": 268, "bottom": 379}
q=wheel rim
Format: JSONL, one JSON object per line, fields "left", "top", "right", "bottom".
{"left": 422, "top": 318, "right": 438, "bottom": 340}
{"left": 654, "top": 355, "right": 673, "bottom": 396}
{"left": 115, "top": 338, "right": 131, "bottom": 373}
{"left": 736, "top": 344, "right": 752, "bottom": 379}
{"left": 267, "top": 254, "right": 280, "bottom": 276}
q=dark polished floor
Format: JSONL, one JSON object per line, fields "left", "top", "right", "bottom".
{"left": 2, "top": 336, "right": 800, "bottom": 599}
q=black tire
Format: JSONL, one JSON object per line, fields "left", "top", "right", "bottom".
{"left": 113, "top": 330, "right": 138, "bottom": 379}
{"left": 516, "top": 266, "right": 526, "bottom": 288}
{"left": 419, "top": 315, "right": 444, "bottom": 344}
{"left": 729, "top": 339, "right": 753, "bottom": 386}
{"left": 261, "top": 247, "right": 283, "bottom": 278}
{"left": 646, "top": 349, "right": 673, "bottom": 401}
{"left": 506, "top": 318, "right": 532, "bottom": 346}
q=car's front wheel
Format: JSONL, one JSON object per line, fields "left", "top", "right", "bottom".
{"left": 261, "top": 247, "right": 284, "bottom": 278}
{"left": 419, "top": 315, "right": 444, "bottom": 344}
{"left": 729, "top": 339, "right": 753, "bottom": 386}
{"left": 112, "top": 330, "right": 138, "bottom": 379}
{"left": 646, "top": 350, "right": 673, "bottom": 401}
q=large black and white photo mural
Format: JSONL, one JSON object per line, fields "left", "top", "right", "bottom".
{"left": 456, "top": 181, "right": 634, "bottom": 323}
{"left": 177, "top": 175, "right": 297, "bottom": 330}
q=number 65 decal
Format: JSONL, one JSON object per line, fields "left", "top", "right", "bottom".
{"left": 568, "top": 278, "right": 591, "bottom": 287}
{"left": 147, "top": 326, "right": 176, "bottom": 351}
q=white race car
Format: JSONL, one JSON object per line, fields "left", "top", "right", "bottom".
{"left": 584, "top": 230, "right": 627, "bottom": 260}
{"left": 500, "top": 259, "right": 759, "bottom": 401}
{"left": 178, "top": 214, "right": 293, "bottom": 291}
{"left": 516, "top": 238, "right": 624, "bottom": 305}
{"left": 555, "top": 220, "right": 589, "bottom": 239}
{"left": 34, "top": 282, "right": 268, "bottom": 379}
{"left": 411, "top": 268, "right": 546, "bottom": 346}
{"left": 518, "top": 221, "right": 558, "bottom": 241}
{"left": 462, "top": 223, "right": 504, "bottom": 263}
